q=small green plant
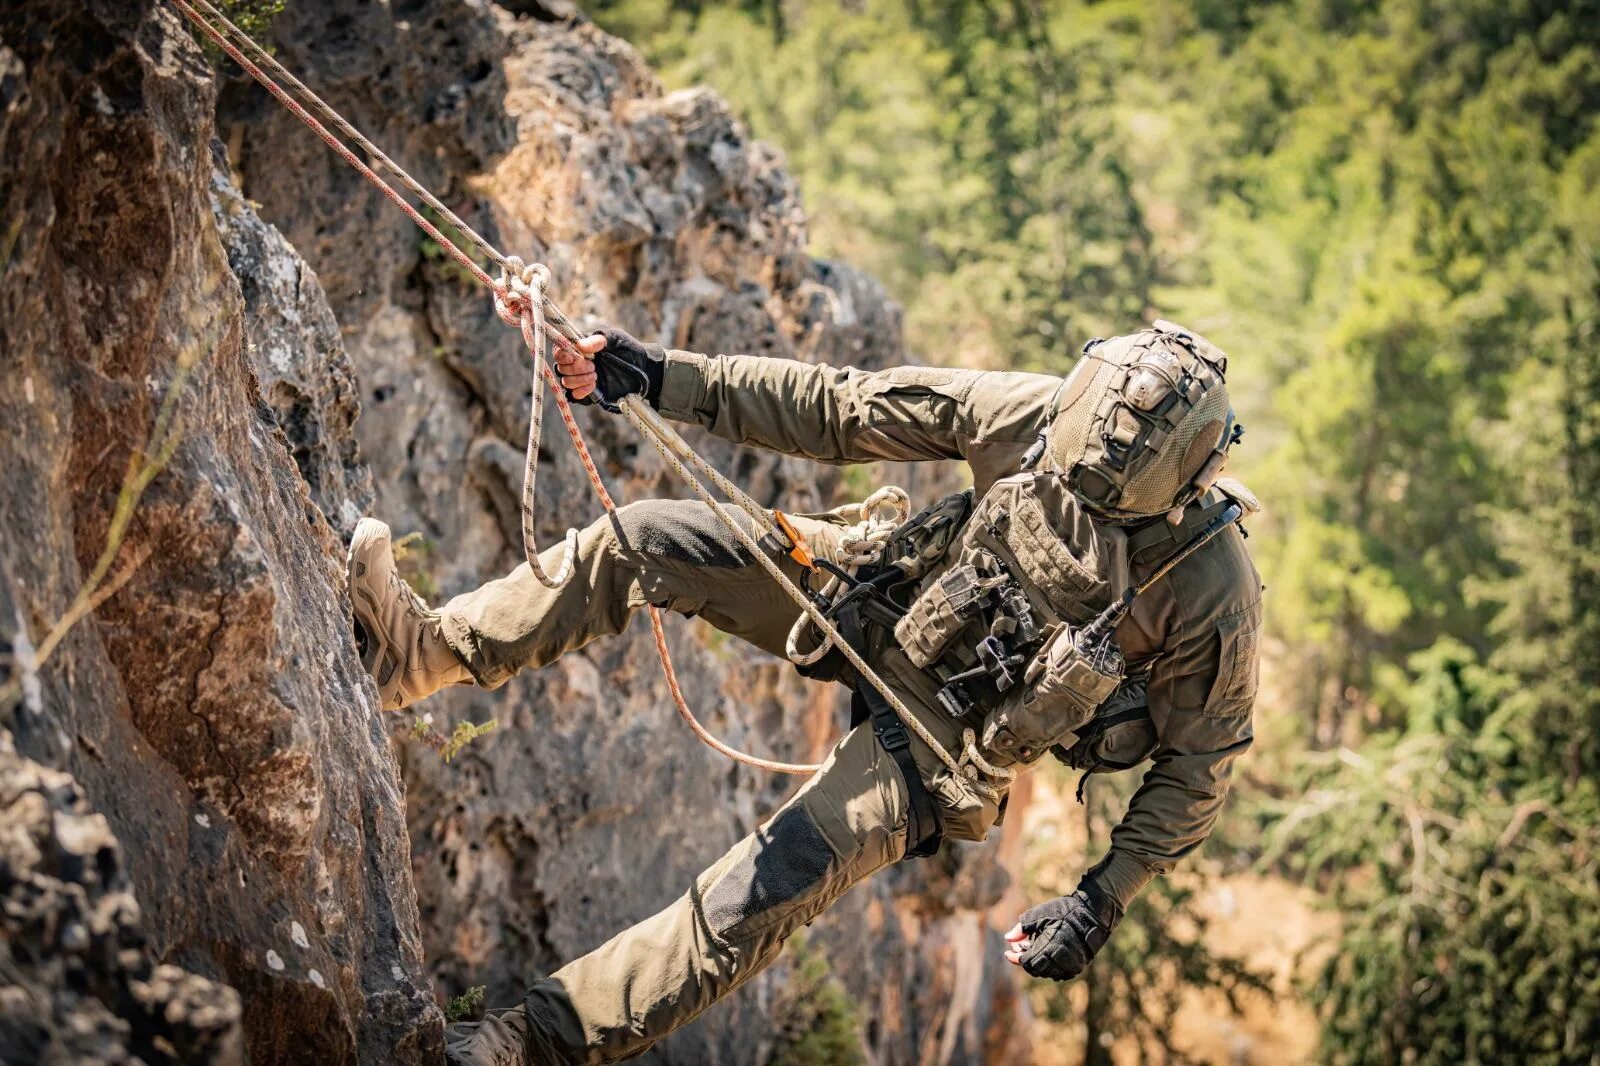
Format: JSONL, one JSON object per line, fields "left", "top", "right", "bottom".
{"left": 418, "top": 206, "right": 492, "bottom": 290}
{"left": 443, "top": 985, "right": 486, "bottom": 1023}
{"left": 407, "top": 715, "right": 498, "bottom": 764}
{"left": 216, "top": 0, "right": 285, "bottom": 37}
{"left": 765, "top": 936, "right": 864, "bottom": 1066}
{"left": 197, "top": 1, "right": 286, "bottom": 61}
{"left": 1, "top": 338, "right": 199, "bottom": 717}
{"left": 442, "top": 719, "right": 497, "bottom": 762}
{"left": 391, "top": 531, "right": 441, "bottom": 602}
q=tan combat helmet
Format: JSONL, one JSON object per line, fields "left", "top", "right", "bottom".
{"left": 1041, "top": 320, "right": 1238, "bottom": 523}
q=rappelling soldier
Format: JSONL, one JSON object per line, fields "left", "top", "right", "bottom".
{"left": 347, "top": 320, "right": 1263, "bottom": 1064}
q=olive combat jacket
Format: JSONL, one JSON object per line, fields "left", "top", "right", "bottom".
{"left": 657, "top": 351, "right": 1263, "bottom": 912}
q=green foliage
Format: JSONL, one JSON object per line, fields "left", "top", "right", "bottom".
{"left": 442, "top": 719, "right": 498, "bottom": 762}
{"left": 201, "top": 1, "right": 285, "bottom": 60}
{"left": 408, "top": 715, "right": 499, "bottom": 764}
{"left": 594, "top": 1, "right": 1599, "bottom": 1059}
{"left": 765, "top": 935, "right": 865, "bottom": 1066}
{"left": 417, "top": 205, "right": 493, "bottom": 290}
{"left": 1256, "top": 658, "right": 1600, "bottom": 1063}
{"left": 443, "top": 984, "right": 486, "bottom": 1023}
{"left": 215, "top": 0, "right": 284, "bottom": 38}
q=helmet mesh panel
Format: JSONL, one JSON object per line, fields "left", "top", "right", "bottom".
{"left": 1043, "top": 356, "right": 1111, "bottom": 473}
{"left": 1118, "top": 384, "right": 1230, "bottom": 515}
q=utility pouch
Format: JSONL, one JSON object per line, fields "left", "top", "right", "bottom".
{"left": 880, "top": 489, "right": 975, "bottom": 580}
{"left": 980, "top": 625, "right": 1125, "bottom": 764}
{"left": 894, "top": 564, "right": 994, "bottom": 669}
{"left": 1054, "top": 678, "right": 1158, "bottom": 775}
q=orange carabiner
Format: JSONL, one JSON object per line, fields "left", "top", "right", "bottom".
{"left": 771, "top": 510, "right": 816, "bottom": 571}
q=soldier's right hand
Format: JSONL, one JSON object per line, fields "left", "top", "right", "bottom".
{"left": 555, "top": 326, "right": 663, "bottom": 413}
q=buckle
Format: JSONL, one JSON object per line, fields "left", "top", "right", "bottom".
{"left": 975, "top": 635, "right": 1018, "bottom": 691}
{"left": 876, "top": 720, "right": 911, "bottom": 752}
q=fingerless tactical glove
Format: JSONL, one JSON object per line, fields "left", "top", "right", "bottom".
{"left": 1017, "top": 877, "right": 1123, "bottom": 982}
{"left": 574, "top": 327, "right": 665, "bottom": 413}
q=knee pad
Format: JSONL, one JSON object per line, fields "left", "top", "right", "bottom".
{"left": 611, "top": 500, "right": 757, "bottom": 568}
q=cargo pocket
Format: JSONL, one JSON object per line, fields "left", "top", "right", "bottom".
{"left": 924, "top": 764, "right": 995, "bottom": 844}
{"left": 857, "top": 371, "right": 976, "bottom": 445}
{"left": 1205, "top": 607, "right": 1261, "bottom": 715}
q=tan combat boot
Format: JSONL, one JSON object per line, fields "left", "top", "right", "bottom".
{"left": 347, "top": 518, "right": 473, "bottom": 710}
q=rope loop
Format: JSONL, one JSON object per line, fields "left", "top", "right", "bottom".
{"left": 961, "top": 728, "right": 1018, "bottom": 784}
{"left": 511, "top": 260, "right": 580, "bottom": 590}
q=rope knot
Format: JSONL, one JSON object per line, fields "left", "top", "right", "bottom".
{"left": 494, "top": 255, "right": 551, "bottom": 327}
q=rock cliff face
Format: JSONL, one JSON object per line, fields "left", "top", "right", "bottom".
{"left": 1, "top": 1, "right": 1026, "bottom": 1062}
{"left": 1, "top": 2, "right": 435, "bottom": 1060}
{"left": 0, "top": 731, "right": 243, "bottom": 1064}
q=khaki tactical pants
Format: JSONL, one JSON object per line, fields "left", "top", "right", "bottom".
{"left": 439, "top": 500, "right": 998, "bottom": 1065}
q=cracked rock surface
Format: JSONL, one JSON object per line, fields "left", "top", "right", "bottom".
{"left": 0, "top": 728, "right": 243, "bottom": 1065}
{"left": 2, "top": 2, "right": 436, "bottom": 1061}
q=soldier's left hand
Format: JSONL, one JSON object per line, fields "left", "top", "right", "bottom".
{"left": 1003, "top": 881, "right": 1122, "bottom": 981}
{"left": 554, "top": 333, "right": 607, "bottom": 402}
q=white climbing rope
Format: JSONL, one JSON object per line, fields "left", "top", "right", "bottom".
{"left": 785, "top": 487, "right": 909, "bottom": 667}
{"left": 495, "top": 257, "right": 579, "bottom": 589}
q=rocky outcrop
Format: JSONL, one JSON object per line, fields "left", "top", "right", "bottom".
{"left": 2, "top": 0, "right": 1025, "bottom": 1061}
{"left": 0, "top": 729, "right": 242, "bottom": 1065}
{"left": 1, "top": 2, "right": 436, "bottom": 1060}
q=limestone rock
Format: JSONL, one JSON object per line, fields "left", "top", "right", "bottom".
{"left": 0, "top": 729, "right": 243, "bottom": 1064}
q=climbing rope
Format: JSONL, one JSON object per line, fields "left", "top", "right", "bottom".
{"left": 494, "top": 257, "right": 579, "bottom": 589}
{"left": 174, "top": 0, "right": 1005, "bottom": 798}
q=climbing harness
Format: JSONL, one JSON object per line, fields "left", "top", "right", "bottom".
{"left": 175, "top": 0, "right": 1009, "bottom": 800}
{"left": 784, "top": 487, "right": 910, "bottom": 667}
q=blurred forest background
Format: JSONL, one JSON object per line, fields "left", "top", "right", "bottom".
{"left": 588, "top": 1, "right": 1598, "bottom": 1062}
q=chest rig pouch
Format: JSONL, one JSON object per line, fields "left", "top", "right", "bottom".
{"left": 890, "top": 473, "right": 1132, "bottom": 764}
{"left": 793, "top": 488, "right": 976, "bottom": 684}
{"left": 895, "top": 473, "right": 1248, "bottom": 770}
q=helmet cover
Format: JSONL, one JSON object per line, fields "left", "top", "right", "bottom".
{"left": 1044, "top": 321, "right": 1233, "bottom": 521}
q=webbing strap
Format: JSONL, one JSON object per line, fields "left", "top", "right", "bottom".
{"left": 852, "top": 687, "right": 944, "bottom": 859}
{"left": 1126, "top": 495, "right": 1236, "bottom": 563}
{"left": 835, "top": 596, "right": 943, "bottom": 859}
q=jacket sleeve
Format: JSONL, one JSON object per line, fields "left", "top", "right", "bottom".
{"left": 656, "top": 349, "right": 1058, "bottom": 468}
{"left": 1089, "top": 596, "right": 1262, "bottom": 913}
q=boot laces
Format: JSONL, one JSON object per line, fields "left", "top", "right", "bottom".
{"left": 387, "top": 566, "right": 435, "bottom": 620}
